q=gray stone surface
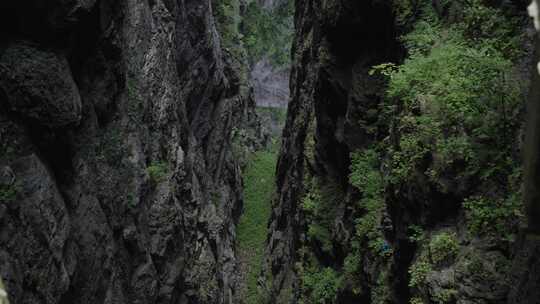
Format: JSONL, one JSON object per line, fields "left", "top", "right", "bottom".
{"left": 251, "top": 59, "right": 289, "bottom": 108}
{"left": 0, "top": 0, "right": 264, "bottom": 303}
{"left": 0, "top": 42, "right": 82, "bottom": 127}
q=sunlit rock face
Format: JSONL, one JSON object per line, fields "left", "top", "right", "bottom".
{"left": 0, "top": 0, "right": 263, "bottom": 303}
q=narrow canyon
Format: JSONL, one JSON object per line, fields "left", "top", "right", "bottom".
{"left": 1, "top": 1, "right": 540, "bottom": 304}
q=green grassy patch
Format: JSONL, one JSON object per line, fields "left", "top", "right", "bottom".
{"left": 237, "top": 150, "right": 277, "bottom": 303}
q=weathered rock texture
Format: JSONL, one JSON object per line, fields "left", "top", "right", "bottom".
{"left": 264, "top": 1, "right": 400, "bottom": 302}
{"left": 248, "top": 0, "right": 291, "bottom": 110}
{"left": 507, "top": 2, "right": 540, "bottom": 303}
{"left": 251, "top": 58, "right": 290, "bottom": 109}
{"left": 0, "top": 0, "right": 262, "bottom": 303}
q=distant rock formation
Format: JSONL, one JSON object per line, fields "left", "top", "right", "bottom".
{"left": 251, "top": 59, "right": 290, "bottom": 108}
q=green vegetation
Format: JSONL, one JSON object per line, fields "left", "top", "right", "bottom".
{"left": 237, "top": 150, "right": 277, "bottom": 303}
{"left": 297, "top": 0, "right": 526, "bottom": 301}
{"left": 409, "top": 261, "right": 432, "bottom": 288}
{"left": 433, "top": 289, "right": 458, "bottom": 304}
{"left": 372, "top": 0, "right": 524, "bottom": 236}
{"left": 384, "top": 2, "right": 525, "bottom": 297}
{"left": 429, "top": 232, "right": 459, "bottom": 264}
{"left": 301, "top": 267, "right": 341, "bottom": 304}
{"left": 458, "top": 0, "right": 524, "bottom": 60}
{"left": 214, "top": 0, "right": 245, "bottom": 59}
{"left": 299, "top": 148, "right": 392, "bottom": 301}
{"left": 349, "top": 149, "right": 387, "bottom": 255}
{"left": 302, "top": 178, "right": 342, "bottom": 252}
{"left": 463, "top": 193, "right": 522, "bottom": 237}
{"left": 410, "top": 297, "right": 425, "bottom": 304}
{"left": 242, "top": 0, "right": 294, "bottom": 66}
{"left": 342, "top": 253, "right": 362, "bottom": 295}
{"left": 300, "top": 148, "right": 391, "bottom": 301}
{"left": 127, "top": 78, "right": 143, "bottom": 124}
{"left": 465, "top": 253, "right": 488, "bottom": 279}
{"left": 0, "top": 183, "right": 18, "bottom": 203}
{"left": 371, "top": 269, "right": 391, "bottom": 304}
{"left": 214, "top": 0, "right": 294, "bottom": 65}
{"left": 126, "top": 193, "right": 137, "bottom": 209}
{"left": 382, "top": 39, "right": 519, "bottom": 184}
{"left": 256, "top": 107, "right": 287, "bottom": 123}
{"left": 463, "top": 166, "right": 523, "bottom": 238}
{"left": 374, "top": 0, "right": 523, "bottom": 188}
{"left": 147, "top": 161, "right": 168, "bottom": 183}
{"left": 408, "top": 225, "right": 424, "bottom": 243}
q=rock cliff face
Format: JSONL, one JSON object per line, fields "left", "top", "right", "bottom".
{"left": 250, "top": 59, "right": 289, "bottom": 109}
{"left": 264, "top": 1, "right": 400, "bottom": 301}
{"left": 245, "top": 0, "right": 292, "bottom": 110}
{"left": 0, "top": 0, "right": 262, "bottom": 303}
{"left": 508, "top": 2, "right": 540, "bottom": 303}
{"left": 265, "top": 1, "right": 535, "bottom": 303}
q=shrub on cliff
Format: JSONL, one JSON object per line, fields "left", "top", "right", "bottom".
{"left": 301, "top": 267, "right": 341, "bottom": 304}
{"left": 0, "top": 183, "right": 18, "bottom": 203}
{"left": 375, "top": 17, "right": 521, "bottom": 188}
{"left": 429, "top": 232, "right": 459, "bottom": 264}
{"left": 147, "top": 161, "right": 168, "bottom": 183}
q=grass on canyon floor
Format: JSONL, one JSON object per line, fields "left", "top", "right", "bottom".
{"left": 237, "top": 150, "right": 277, "bottom": 303}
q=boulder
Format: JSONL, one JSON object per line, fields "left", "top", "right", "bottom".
{"left": 0, "top": 42, "right": 82, "bottom": 127}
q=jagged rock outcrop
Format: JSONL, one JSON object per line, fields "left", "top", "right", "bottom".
{"left": 0, "top": 43, "right": 82, "bottom": 127}
{"left": 0, "top": 0, "right": 262, "bottom": 303}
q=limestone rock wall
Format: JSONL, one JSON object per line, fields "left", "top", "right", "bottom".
{"left": 0, "top": 0, "right": 262, "bottom": 303}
